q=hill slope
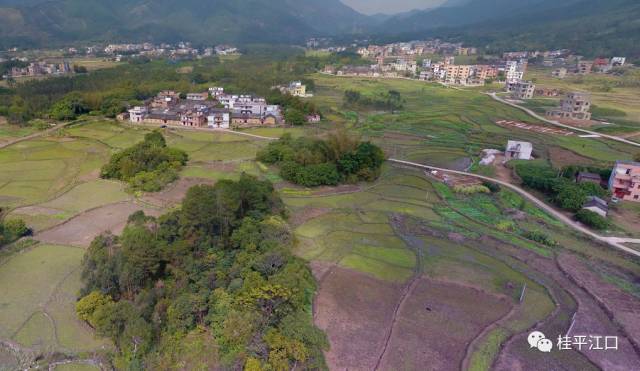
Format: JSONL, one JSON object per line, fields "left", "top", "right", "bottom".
{"left": 0, "top": 0, "right": 369, "bottom": 48}
{"left": 378, "top": 0, "right": 640, "bottom": 58}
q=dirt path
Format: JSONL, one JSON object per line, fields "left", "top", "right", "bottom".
{"left": 0, "top": 121, "right": 77, "bottom": 150}
{"left": 488, "top": 93, "right": 640, "bottom": 148}
{"left": 389, "top": 158, "right": 640, "bottom": 258}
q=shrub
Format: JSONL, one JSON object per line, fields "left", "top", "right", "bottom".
{"left": 523, "top": 230, "right": 557, "bottom": 247}
{"left": 453, "top": 185, "right": 491, "bottom": 195}
{"left": 575, "top": 210, "right": 610, "bottom": 230}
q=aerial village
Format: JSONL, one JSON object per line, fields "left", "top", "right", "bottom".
{"left": 122, "top": 81, "right": 310, "bottom": 129}
{"left": 321, "top": 39, "right": 638, "bottom": 210}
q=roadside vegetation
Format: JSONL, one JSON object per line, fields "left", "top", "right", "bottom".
{"left": 257, "top": 132, "right": 385, "bottom": 187}
{"left": 100, "top": 131, "right": 188, "bottom": 192}
{"left": 76, "top": 175, "right": 327, "bottom": 369}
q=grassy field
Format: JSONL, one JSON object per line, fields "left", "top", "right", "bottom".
{"left": 526, "top": 66, "right": 640, "bottom": 128}
{"left": 0, "top": 244, "right": 111, "bottom": 355}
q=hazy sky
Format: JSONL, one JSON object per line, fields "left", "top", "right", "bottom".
{"left": 342, "top": 0, "right": 446, "bottom": 15}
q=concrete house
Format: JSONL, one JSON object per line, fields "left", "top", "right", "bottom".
{"left": 546, "top": 92, "right": 592, "bottom": 121}
{"left": 510, "top": 81, "right": 536, "bottom": 100}
{"left": 609, "top": 161, "right": 640, "bottom": 202}
{"left": 504, "top": 140, "right": 533, "bottom": 161}
{"left": 207, "top": 109, "right": 230, "bottom": 129}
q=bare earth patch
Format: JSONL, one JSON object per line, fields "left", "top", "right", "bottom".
{"left": 11, "top": 206, "right": 63, "bottom": 216}
{"left": 141, "top": 177, "right": 214, "bottom": 208}
{"left": 486, "top": 237, "right": 640, "bottom": 371}
{"left": 548, "top": 147, "right": 594, "bottom": 168}
{"left": 289, "top": 207, "right": 331, "bottom": 227}
{"left": 378, "top": 278, "right": 512, "bottom": 371}
{"left": 314, "top": 266, "right": 404, "bottom": 371}
{"left": 35, "top": 201, "right": 162, "bottom": 248}
{"left": 558, "top": 254, "right": 640, "bottom": 351}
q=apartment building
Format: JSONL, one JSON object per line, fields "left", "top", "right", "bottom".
{"left": 609, "top": 161, "right": 640, "bottom": 202}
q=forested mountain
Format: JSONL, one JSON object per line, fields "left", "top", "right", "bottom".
{"left": 0, "top": 0, "right": 370, "bottom": 48}
{"left": 1, "top": 0, "right": 639, "bottom": 58}
{"left": 377, "top": 0, "right": 640, "bottom": 58}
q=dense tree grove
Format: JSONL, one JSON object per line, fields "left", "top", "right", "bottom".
{"left": 257, "top": 132, "right": 385, "bottom": 187}
{"left": 515, "top": 162, "right": 610, "bottom": 212}
{"left": 77, "top": 175, "right": 328, "bottom": 369}
{"left": 101, "top": 132, "right": 188, "bottom": 192}
{"left": 343, "top": 89, "right": 404, "bottom": 113}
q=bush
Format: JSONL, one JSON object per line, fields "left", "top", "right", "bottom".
{"left": 453, "top": 185, "right": 491, "bottom": 194}
{"left": 575, "top": 210, "right": 610, "bottom": 230}
{"left": 0, "top": 219, "right": 30, "bottom": 247}
{"left": 523, "top": 230, "right": 557, "bottom": 247}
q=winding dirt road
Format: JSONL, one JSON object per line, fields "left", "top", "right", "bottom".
{"left": 389, "top": 158, "right": 640, "bottom": 258}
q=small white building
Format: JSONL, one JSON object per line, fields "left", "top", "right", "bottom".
{"left": 207, "top": 110, "right": 230, "bottom": 129}
{"left": 505, "top": 140, "right": 533, "bottom": 161}
{"left": 128, "top": 106, "right": 148, "bottom": 123}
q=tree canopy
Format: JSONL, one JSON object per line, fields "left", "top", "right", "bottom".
{"left": 77, "top": 174, "right": 327, "bottom": 369}
{"left": 101, "top": 131, "right": 188, "bottom": 192}
{"left": 257, "top": 132, "right": 385, "bottom": 187}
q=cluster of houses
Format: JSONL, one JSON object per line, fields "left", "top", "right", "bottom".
{"left": 357, "top": 40, "right": 476, "bottom": 60}
{"left": 2, "top": 61, "right": 72, "bottom": 79}
{"left": 102, "top": 42, "right": 239, "bottom": 61}
{"left": 124, "top": 88, "right": 284, "bottom": 129}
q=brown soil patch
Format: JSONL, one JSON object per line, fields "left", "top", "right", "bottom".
{"left": 378, "top": 278, "right": 512, "bottom": 371}
{"left": 0, "top": 116, "right": 7, "bottom": 125}
{"left": 141, "top": 178, "right": 214, "bottom": 208}
{"left": 11, "top": 206, "right": 62, "bottom": 216}
{"left": 77, "top": 169, "right": 100, "bottom": 182}
{"left": 289, "top": 207, "right": 331, "bottom": 227}
{"left": 557, "top": 254, "right": 640, "bottom": 351}
{"left": 35, "top": 201, "right": 161, "bottom": 248}
{"left": 548, "top": 147, "right": 594, "bottom": 168}
{"left": 314, "top": 266, "right": 404, "bottom": 371}
{"left": 480, "top": 237, "right": 640, "bottom": 370}
{"left": 492, "top": 154, "right": 518, "bottom": 184}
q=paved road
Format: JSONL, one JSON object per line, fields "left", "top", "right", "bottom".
{"left": 487, "top": 93, "right": 640, "bottom": 148}
{"left": 389, "top": 158, "right": 640, "bottom": 258}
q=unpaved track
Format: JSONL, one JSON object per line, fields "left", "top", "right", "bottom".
{"left": 389, "top": 158, "right": 640, "bottom": 258}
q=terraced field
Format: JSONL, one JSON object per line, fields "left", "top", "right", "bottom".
{"left": 0, "top": 74, "right": 639, "bottom": 369}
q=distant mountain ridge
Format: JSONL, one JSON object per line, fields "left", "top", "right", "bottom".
{"left": 376, "top": 0, "right": 640, "bottom": 58}
{"left": 0, "top": 0, "right": 370, "bottom": 48}
{"left": 1, "top": 0, "right": 639, "bottom": 58}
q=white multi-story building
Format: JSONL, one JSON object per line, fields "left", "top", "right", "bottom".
{"left": 128, "top": 106, "right": 148, "bottom": 123}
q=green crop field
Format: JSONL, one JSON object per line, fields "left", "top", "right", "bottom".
{"left": 0, "top": 243, "right": 111, "bottom": 355}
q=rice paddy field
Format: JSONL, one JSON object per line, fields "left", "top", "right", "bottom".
{"left": 0, "top": 74, "right": 639, "bottom": 369}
